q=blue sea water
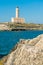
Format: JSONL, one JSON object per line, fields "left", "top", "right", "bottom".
{"left": 0, "top": 30, "right": 43, "bottom": 56}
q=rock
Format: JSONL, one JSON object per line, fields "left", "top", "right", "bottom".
{"left": 35, "top": 35, "right": 43, "bottom": 50}
{"left": 4, "top": 45, "right": 43, "bottom": 65}
{"left": 4, "top": 34, "right": 43, "bottom": 65}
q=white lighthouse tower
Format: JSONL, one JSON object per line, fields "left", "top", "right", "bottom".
{"left": 16, "top": 7, "right": 19, "bottom": 18}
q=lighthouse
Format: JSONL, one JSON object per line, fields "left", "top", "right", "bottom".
{"left": 11, "top": 7, "right": 25, "bottom": 23}
{"left": 16, "top": 7, "right": 19, "bottom": 18}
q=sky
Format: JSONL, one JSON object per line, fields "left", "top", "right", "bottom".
{"left": 0, "top": 0, "right": 43, "bottom": 23}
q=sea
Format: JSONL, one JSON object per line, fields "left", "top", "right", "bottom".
{"left": 0, "top": 30, "right": 43, "bottom": 58}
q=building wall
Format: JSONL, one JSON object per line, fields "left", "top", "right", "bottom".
{"left": 11, "top": 18, "right": 25, "bottom": 23}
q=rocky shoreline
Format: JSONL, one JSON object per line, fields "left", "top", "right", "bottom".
{"left": 0, "top": 34, "right": 43, "bottom": 65}
{"left": 0, "top": 23, "right": 43, "bottom": 31}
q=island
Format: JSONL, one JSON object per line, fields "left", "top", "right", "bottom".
{"left": 0, "top": 22, "right": 43, "bottom": 31}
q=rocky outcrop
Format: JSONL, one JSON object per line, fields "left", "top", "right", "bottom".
{"left": 0, "top": 24, "right": 9, "bottom": 30}
{"left": 4, "top": 34, "right": 43, "bottom": 65}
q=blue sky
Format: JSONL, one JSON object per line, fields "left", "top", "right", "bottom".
{"left": 0, "top": 0, "right": 43, "bottom": 23}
